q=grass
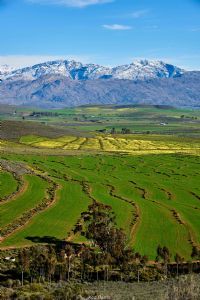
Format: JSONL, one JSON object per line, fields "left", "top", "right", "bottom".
{"left": 0, "top": 174, "right": 48, "bottom": 229}
{"left": 0, "top": 171, "right": 18, "bottom": 200}
{"left": 89, "top": 182, "right": 134, "bottom": 239}
{"left": 1, "top": 179, "right": 91, "bottom": 247}
{"left": 0, "top": 153, "right": 199, "bottom": 261}
{"left": 1, "top": 104, "right": 200, "bottom": 138}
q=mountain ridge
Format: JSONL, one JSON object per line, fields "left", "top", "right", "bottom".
{"left": 0, "top": 59, "right": 184, "bottom": 82}
{"left": 0, "top": 59, "right": 199, "bottom": 108}
{"left": 0, "top": 71, "right": 199, "bottom": 108}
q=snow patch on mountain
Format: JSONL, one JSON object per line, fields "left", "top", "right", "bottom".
{"left": 0, "top": 65, "right": 15, "bottom": 77}
{"left": 112, "top": 60, "right": 184, "bottom": 80}
{"left": 0, "top": 59, "right": 185, "bottom": 82}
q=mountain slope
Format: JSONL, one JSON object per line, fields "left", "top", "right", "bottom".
{"left": 0, "top": 71, "right": 199, "bottom": 108}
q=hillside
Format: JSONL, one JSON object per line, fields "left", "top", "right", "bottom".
{"left": 0, "top": 72, "right": 200, "bottom": 108}
{"left": 0, "top": 71, "right": 199, "bottom": 108}
{"left": 0, "top": 59, "right": 199, "bottom": 108}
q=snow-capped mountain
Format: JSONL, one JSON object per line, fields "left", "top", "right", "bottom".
{"left": 0, "top": 59, "right": 184, "bottom": 82}
{"left": 1, "top": 59, "right": 199, "bottom": 109}
{"left": 0, "top": 65, "right": 15, "bottom": 77}
{"left": 0, "top": 60, "right": 111, "bottom": 81}
{"left": 111, "top": 60, "right": 184, "bottom": 80}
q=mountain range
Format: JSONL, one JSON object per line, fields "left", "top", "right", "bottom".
{"left": 0, "top": 59, "right": 199, "bottom": 108}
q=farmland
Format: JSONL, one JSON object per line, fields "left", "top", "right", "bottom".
{"left": 0, "top": 171, "right": 18, "bottom": 200}
{"left": 0, "top": 153, "right": 200, "bottom": 260}
{"left": 1, "top": 104, "right": 200, "bottom": 138}
{"left": 0, "top": 175, "right": 48, "bottom": 228}
{"left": 0, "top": 105, "right": 200, "bottom": 261}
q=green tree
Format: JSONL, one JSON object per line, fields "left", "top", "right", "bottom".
{"left": 17, "top": 249, "right": 30, "bottom": 286}
{"left": 111, "top": 127, "right": 116, "bottom": 134}
{"left": 65, "top": 244, "right": 75, "bottom": 281}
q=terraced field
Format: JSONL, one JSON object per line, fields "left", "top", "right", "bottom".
{"left": 0, "top": 175, "right": 48, "bottom": 227}
{"left": 0, "top": 153, "right": 200, "bottom": 261}
{"left": 0, "top": 171, "right": 18, "bottom": 200}
{"left": 17, "top": 134, "right": 200, "bottom": 155}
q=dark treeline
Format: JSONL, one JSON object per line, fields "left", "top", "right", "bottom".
{"left": 97, "top": 128, "right": 131, "bottom": 134}
{"left": 1, "top": 202, "right": 200, "bottom": 287}
{"left": 29, "top": 112, "right": 59, "bottom": 117}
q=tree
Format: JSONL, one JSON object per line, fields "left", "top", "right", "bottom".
{"left": 65, "top": 244, "right": 74, "bottom": 281}
{"left": 17, "top": 249, "right": 30, "bottom": 286}
{"left": 116, "top": 248, "right": 136, "bottom": 281}
{"left": 134, "top": 253, "right": 141, "bottom": 283}
{"left": 59, "top": 249, "right": 67, "bottom": 281}
{"left": 80, "top": 246, "right": 93, "bottom": 281}
{"left": 85, "top": 202, "right": 127, "bottom": 261}
{"left": 156, "top": 245, "right": 163, "bottom": 262}
{"left": 156, "top": 245, "right": 171, "bottom": 276}
{"left": 163, "top": 246, "right": 170, "bottom": 264}
{"left": 46, "top": 246, "right": 57, "bottom": 283}
{"left": 110, "top": 127, "right": 116, "bottom": 134}
{"left": 174, "top": 253, "right": 184, "bottom": 276}
{"left": 102, "top": 252, "right": 113, "bottom": 281}
{"left": 121, "top": 128, "right": 131, "bottom": 134}
{"left": 29, "top": 246, "right": 49, "bottom": 282}
{"left": 191, "top": 246, "right": 200, "bottom": 260}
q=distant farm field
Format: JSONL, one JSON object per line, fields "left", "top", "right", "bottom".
{"left": 19, "top": 135, "right": 200, "bottom": 155}
{"left": 1, "top": 153, "right": 200, "bottom": 260}
{"left": 0, "top": 133, "right": 199, "bottom": 156}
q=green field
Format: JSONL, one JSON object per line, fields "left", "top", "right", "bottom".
{"left": 1, "top": 104, "right": 200, "bottom": 138}
{"left": 0, "top": 153, "right": 200, "bottom": 260}
{"left": 0, "top": 105, "right": 200, "bottom": 261}
{"left": 0, "top": 171, "right": 18, "bottom": 200}
{"left": 1, "top": 179, "right": 91, "bottom": 247}
{"left": 0, "top": 174, "right": 48, "bottom": 228}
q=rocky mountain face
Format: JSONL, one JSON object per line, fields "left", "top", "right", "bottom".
{"left": 0, "top": 60, "right": 199, "bottom": 108}
{"left": 0, "top": 59, "right": 184, "bottom": 82}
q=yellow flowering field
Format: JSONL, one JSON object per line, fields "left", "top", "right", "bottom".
{"left": 14, "top": 134, "right": 200, "bottom": 155}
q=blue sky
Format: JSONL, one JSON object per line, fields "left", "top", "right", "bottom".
{"left": 0, "top": 0, "right": 199, "bottom": 69}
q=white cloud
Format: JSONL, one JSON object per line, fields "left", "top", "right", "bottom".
{"left": 0, "top": 54, "right": 93, "bottom": 69}
{"left": 27, "top": 0, "right": 113, "bottom": 8}
{"left": 130, "top": 9, "right": 149, "bottom": 19}
{"left": 103, "top": 24, "right": 132, "bottom": 30}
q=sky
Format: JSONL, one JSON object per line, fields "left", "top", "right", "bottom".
{"left": 0, "top": 0, "right": 199, "bottom": 70}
